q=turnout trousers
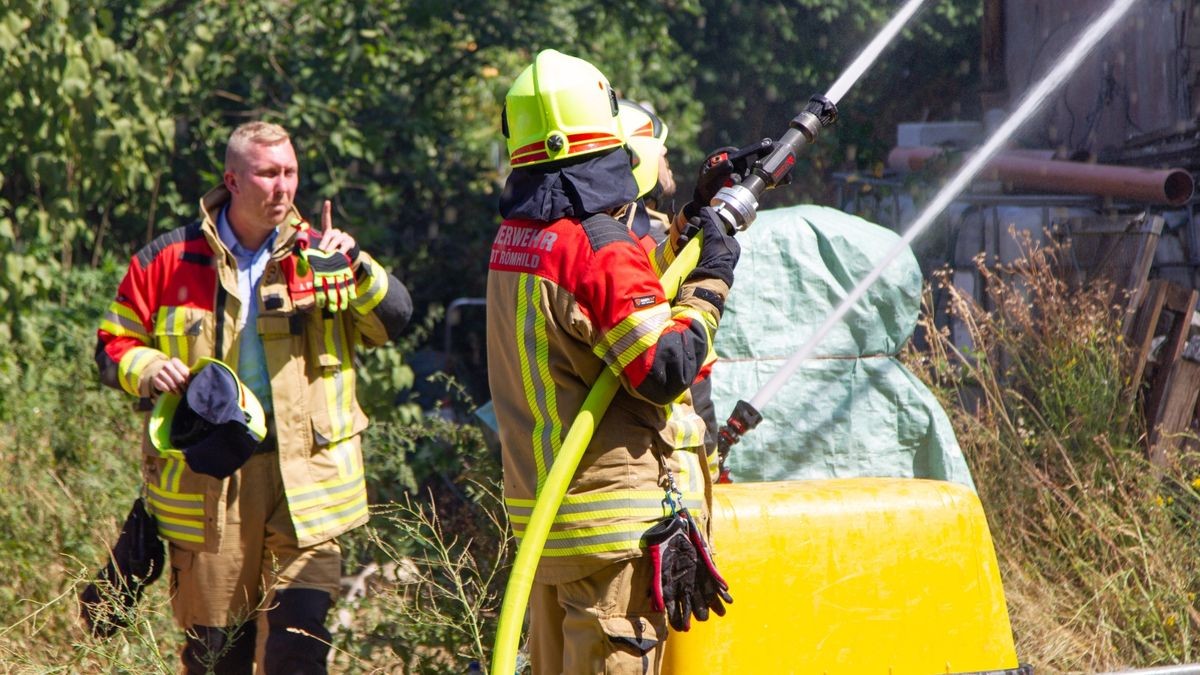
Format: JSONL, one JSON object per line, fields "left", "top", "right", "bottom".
{"left": 168, "top": 451, "right": 342, "bottom": 675}
{"left": 529, "top": 556, "right": 668, "bottom": 675}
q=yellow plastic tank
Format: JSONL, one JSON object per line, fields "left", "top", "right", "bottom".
{"left": 663, "top": 478, "right": 1022, "bottom": 674}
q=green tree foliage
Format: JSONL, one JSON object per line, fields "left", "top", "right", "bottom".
{"left": 671, "top": 0, "right": 981, "bottom": 207}
{"left": 0, "top": 0, "right": 177, "bottom": 342}
{"left": 0, "top": 0, "right": 979, "bottom": 329}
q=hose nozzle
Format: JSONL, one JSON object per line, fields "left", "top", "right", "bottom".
{"left": 792, "top": 95, "right": 839, "bottom": 143}
{"left": 716, "top": 399, "right": 763, "bottom": 482}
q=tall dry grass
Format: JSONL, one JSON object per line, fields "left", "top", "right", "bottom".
{"left": 906, "top": 231, "right": 1200, "bottom": 672}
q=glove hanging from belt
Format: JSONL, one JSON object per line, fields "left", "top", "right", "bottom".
{"left": 644, "top": 506, "right": 733, "bottom": 632}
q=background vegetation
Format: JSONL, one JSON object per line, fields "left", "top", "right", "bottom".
{"left": 905, "top": 236, "right": 1200, "bottom": 671}
{"left": 9, "top": 1, "right": 1192, "bottom": 673}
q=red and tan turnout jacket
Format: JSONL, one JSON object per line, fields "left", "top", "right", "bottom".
{"left": 487, "top": 211, "right": 725, "bottom": 581}
{"left": 96, "top": 187, "right": 411, "bottom": 553}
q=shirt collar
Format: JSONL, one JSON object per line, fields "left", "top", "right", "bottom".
{"left": 217, "top": 205, "right": 277, "bottom": 258}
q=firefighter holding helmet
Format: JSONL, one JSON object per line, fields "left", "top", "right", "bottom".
{"left": 95, "top": 121, "right": 412, "bottom": 673}
{"left": 488, "top": 49, "right": 737, "bottom": 672}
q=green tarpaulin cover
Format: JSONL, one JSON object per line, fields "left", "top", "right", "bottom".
{"left": 710, "top": 204, "right": 975, "bottom": 490}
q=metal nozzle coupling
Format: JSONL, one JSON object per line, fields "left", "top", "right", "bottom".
{"left": 711, "top": 184, "right": 759, "bottom": 232}
{"left": 792, "top": 95, "right": 839, "bottom": 143}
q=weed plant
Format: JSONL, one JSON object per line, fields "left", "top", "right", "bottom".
{"left": 906, "top": 231, "right": 1200, "bottom": 671}
{"left": 0, "top": 264, "right": 180, "bottom": 672}
{"left": 0, "top": 263, "right": 508, "bottom": 673}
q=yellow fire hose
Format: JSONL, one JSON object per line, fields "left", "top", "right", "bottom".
{"left": 489, "top": 236, "right": 703, "bottom": 674}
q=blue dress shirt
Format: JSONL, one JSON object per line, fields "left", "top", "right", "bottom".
{"left": 216, "top": 206, "right": 276, "bottom": 414}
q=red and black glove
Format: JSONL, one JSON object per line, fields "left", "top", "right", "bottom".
{"left": 645, "top": 508, "right": 733, "bottom": 632}
{"left": 680, "top": 508, "right": 732, "bottom": 621}
{"left": 645, "top": 511, "right": 698, "bottom": 632}
{"left": 684, "top": 146, "right": 739, "bottom": 220}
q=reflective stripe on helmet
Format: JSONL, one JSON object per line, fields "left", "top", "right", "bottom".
{"left": 510, "top": 132, "right": 624, "bottom": 167}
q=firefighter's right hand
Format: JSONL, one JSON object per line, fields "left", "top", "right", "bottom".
{"left": 686, "top": 146, "right": 739, "bottom": 219}
{"left": 149, "top": 357, "right": 189, "bottom": 395}
{"left": 682, "top": 206, "right": 740, "bottom": 288}
{"left": 297, "top": 247, "right": 358, "bottom": 312}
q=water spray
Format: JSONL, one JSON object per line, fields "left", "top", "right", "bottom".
{"left": 716, "top": 0, "right": 1144, "bottom": 473}
{"left": 711, "top": 0, "right": 930, "bottom": 233}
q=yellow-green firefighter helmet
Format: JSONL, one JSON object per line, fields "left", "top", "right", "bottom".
{"left": 148, "top": 357, "right": 267, "bottom": 460}
{"left": 502, "top": 49, "right": 624, "bottom": 167}
{"left": 617, "top": 99, "right": 669, "bottom": 198}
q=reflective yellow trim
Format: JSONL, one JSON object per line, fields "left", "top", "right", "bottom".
{"left": 319, "top": 316, "right": 354, "bottom": 442}
{"left": 333, "top": 440, "right": 356, "bottom": 478}
{"left": 152, "top": 511, "right": 204, "bottom": 530}
{"left": 594, "top": 304, "right": 671, "bottom": 371}
{"left": 546, "top": 523, "right": 649, "bottom": 541}
{"left": 532, "top": 281, "right": 561, "bottom": 469}
{"left": 351, "top": 255, "right": 389, "bottom": 313}
{"left": 144, "top": 492, "right": 205, "bottom": 545}
{"left": 509, "top": 503, "right": 704, "bottom": 527}
{"left": 161, "top": 457, "right": 186, "bottom": 493}
{"left": 287, "top": 467, "right": 366, "bottom": 511}
{"left": 100, "top": 301, "right": 149, "bottom": 340}
{"left": 506, "top": 489, "right": 704, "bottom": 529}
{"left": 292, "top": 490, "right": 369, "bottom": 541}
{"left": 145, "top": 482, "right": 204, "bottom": 516}
{"left": 671, "top": 305, "right": 712, "bottom": 333}
{"left": 293, "top": 489, "right": 368, "bottom": 525}
{"left": 667, "top": 403, "right": 706, "bottom": 450}
{"left": 677, "top": 451, "right": 704, "bottom": 494}
{"left": 154, "top": 306, "right": 190, "bottom": 363}
{"left": 540, "top": 540, "right": 642, "bottom": 556}
{"left": 516, "top": 274, "right": 559, "bottom": 487}
{"left": 523, "top": 523, "right": 655, "bottom": 557}
{"left": 117, "top": 346, "right": 163, "bottom": 396}
{"left": 507, "top": 490, "right": 672, "bottom": 508}
{"left": 154, "top": 518, "right": 205, "bottom": 544}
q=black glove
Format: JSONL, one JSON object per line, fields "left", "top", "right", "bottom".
{"left": 684, "top": 146, "right": 738, "bottom": 219}
{"left": 680, "top": 508, "right": 732, "bottom": 621}
{"left": 79, "top": 497, "right": 165, "bottom": 637}
{"left": 645, "top": 512, "right": 698, "bottom": 632}
{"left": 680, "top": 206, "right": 740, "bottom": 288}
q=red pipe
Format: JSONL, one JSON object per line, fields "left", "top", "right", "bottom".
{"left": 887, "top": 146, "right": 1194, "bottom": 206}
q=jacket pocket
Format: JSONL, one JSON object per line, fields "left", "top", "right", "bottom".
{"left": 599, "top": 614, "right": 664, "bottom": 674}
{"left": 142, "top": 454, "right": 210, "bottom": 549}
{"left": 306, "top": 317, "right": 369, "bottom": 446}
{"left": 153, "top": 306, "right": 211, "bottom": 364}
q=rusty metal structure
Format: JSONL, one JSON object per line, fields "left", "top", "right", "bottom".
{"left": 828, "top": 0, "right": 1200, "bottom": 462}
{"left": 887, "top": 146, "right": 1195, "bottom": 206}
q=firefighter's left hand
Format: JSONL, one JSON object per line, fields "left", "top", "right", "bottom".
{"left": 317, "top": 200, "right": 362, "bottom": 269}
{"left": 684, "top": 146, "right": 739, "bottom": 220}
{"left": 683, "top": 206, "right": 741, "bottom": 289}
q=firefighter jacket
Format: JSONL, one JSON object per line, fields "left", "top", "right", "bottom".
{"left": 96, "top": 186, "right": 412, "bottom": 553}
{"left": 487, "top": 211, "right": 726, "bottom": 582}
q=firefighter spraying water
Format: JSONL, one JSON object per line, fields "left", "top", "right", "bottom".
{"left": 487, "top": 2, "right": 936, "bottom": 673}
